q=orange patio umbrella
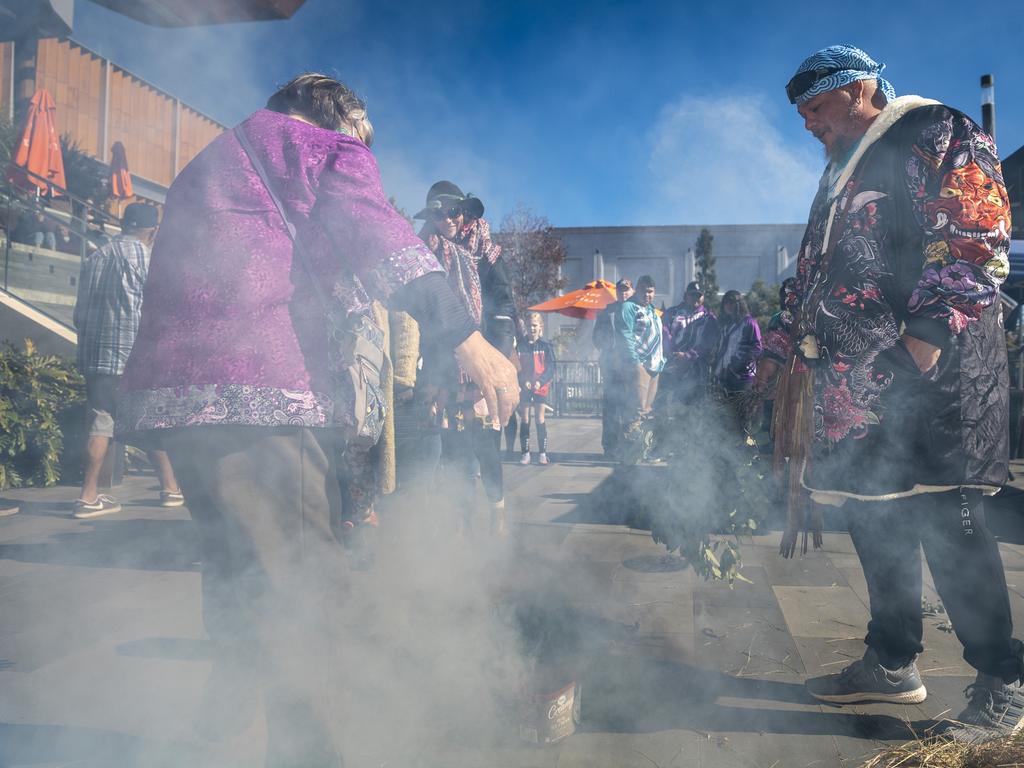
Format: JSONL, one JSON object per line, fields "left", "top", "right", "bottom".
{"left": 528, "top": 279, "right": 618, "bottom": 320}
{"left": 6, "top": 89, "right": 66, "bottom": 196}
{"left": 109, "top": 141, "right": 133, "bottom": 200}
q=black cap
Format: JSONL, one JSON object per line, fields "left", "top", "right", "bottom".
{"left": 685, "top": 281, "right": 703, "bottom": 294}
{"left": 122, "top": 203, "right": 158, "bottom": 230}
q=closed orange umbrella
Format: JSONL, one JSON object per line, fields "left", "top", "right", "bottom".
{"left": 6, "top": 89, "right": 66, "bottom": 196}
{"left": 528, "top": 279, "right": 618, "bottom": 320}
{"left": 109, "top": 141, "right": 133, "bottom": 199}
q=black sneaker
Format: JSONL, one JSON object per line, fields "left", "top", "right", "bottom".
{"left": 805, "top": 648, "right": 927, "bottom": 704}
{"left": 945, "top": 674, "right": 1024, "bottom": 744}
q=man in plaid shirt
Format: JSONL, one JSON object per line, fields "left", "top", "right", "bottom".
{"left": 72, "top": 203, "right": 182, "bottom": 518}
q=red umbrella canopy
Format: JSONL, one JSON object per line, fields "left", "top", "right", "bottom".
{"left": 528, "top": 279, "right": 618, "bottom": 320}
{"left": 6, "top": 89, "right": 66, "bottom": 196}
{"left": 109, "top": 141, "right": 134, "bottom": 199}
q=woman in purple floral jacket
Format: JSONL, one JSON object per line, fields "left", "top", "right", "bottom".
{"left": 115, "top": 74, "right": 518, "bottom": 766}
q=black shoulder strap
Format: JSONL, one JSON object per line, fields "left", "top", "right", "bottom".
{"left": 233, "top": 125, "right": 338, "bottom": 321}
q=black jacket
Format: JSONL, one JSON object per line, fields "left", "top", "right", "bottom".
{"left": 794, "top": 102, "right": 1010, "bottom": 498}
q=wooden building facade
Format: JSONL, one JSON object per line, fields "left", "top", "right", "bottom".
{"left": 0, "top": 37, "right": 225, "bottom": 198}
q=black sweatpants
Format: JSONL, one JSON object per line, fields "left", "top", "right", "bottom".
{"left": 600, "top": 361, "right": 626, "bottom": 453}
{"left": 847, "top": 488, "right": 1024, "bottom": 682}
{"left": 165, "top": 425, "right": 347, "bottom": 768}
{"left": 441, "top": 418, "right": 504, "bottom": 515}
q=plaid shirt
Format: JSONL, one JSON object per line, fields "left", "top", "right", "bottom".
{"left": 74, "top": 234, "right": 150, "bottom": 376}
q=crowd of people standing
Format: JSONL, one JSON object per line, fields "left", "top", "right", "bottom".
{"left": 57, "top": 36, "right": 1024, "bottom": 763}
{"left": 593, "top": 275, "right": 766, "bottom": 458}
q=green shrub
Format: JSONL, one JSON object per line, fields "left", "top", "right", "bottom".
{"left": 647, "top": 390, "right": 773, "bottom": 584}
{"left": 0, "top": 340, "right": 85, "bottom": 489}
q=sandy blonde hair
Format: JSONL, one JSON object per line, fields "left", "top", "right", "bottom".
{"left": 267, "top": 73, "right": 374, "bottom": 147}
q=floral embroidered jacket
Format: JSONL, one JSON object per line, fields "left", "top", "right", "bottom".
{"left": 788, "top": 97, "right": 1011, "bottom": 500}
{"left": 117, "top": 110, "right": 445, "bottom": 433}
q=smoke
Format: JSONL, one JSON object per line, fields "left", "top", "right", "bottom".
{"left": 644, "top": 93, "right": 821, "bottom": 225}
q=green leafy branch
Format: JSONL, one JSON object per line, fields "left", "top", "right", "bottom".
{"left": 647, "top": 390, "right": 773, "bottom": 584}
{"left": 0, "top": 341, "right": 84, "bottom": 490}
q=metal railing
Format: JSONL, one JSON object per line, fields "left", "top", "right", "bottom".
{"left": 552, "top": 360, "right": 603, "bottom": 416}
{"left": 2, "top": 167, "right": 119, "bottom": 327}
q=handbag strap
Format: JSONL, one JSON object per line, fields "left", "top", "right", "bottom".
{"left": 233, "top": 125, "right": 341, "bottom": 325}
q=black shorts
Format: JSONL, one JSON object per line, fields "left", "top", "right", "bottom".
{"left": 85, "top": 374, "right": 120, "bottom": 438}
{"left": 521, "top": 390, "right": 549, "bottom": 406}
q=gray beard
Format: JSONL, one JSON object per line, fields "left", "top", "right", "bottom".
{"left": 825, "top": 103, "right": 870, "bottom": 162}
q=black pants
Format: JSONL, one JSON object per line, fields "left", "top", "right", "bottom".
{"left": 166, "top": 425, "right": 346, "bottom": 768}
{"left": 441, "top": 419, "right": 503, "bottom": 514}
{"left": 601, "top": 361, "right": 625, "bottom": 453}
{"left": 847, "top": 489, "right": 1024, "bottom": 682}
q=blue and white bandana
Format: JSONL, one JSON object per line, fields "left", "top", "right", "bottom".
{"left": 788, "top": 44, "right": 896, "bottom": 105}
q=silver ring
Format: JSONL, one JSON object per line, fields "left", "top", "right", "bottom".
{"left": 496, "top": 387, "right": 509, "bottom": 394}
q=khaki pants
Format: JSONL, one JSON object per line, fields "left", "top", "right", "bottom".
{"left": 633, "top": 366, "right": 660, "bottom": 415}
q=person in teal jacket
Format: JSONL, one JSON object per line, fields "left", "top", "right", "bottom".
{"left": 615, "top": 274, "right": 665, "bottom": 427}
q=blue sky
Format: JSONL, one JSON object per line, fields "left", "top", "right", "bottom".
{"left": 72, "top": 0, "right": 1024, "bottom": 228}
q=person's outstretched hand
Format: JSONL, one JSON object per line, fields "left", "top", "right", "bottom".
{"left": 455, "top": 331, "right": 521, "bottom": 427}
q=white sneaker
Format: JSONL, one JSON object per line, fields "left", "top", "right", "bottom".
{"left": 538, "top": 452, "right": 549, "bottom": 465}
{"left": 520, "top": 452, "right": 531, "bottom": 465}
{"left": 160, "top": 490, "right": 185, "bottom": 508}
{"left": 72, "top": 495, "right": 122, "bottom": 519}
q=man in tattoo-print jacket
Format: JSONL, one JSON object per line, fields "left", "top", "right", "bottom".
{"left": 787, "top": 94, "right": 1010, "bottom": 500}
{"left": 784, "top": 45, "right": 1022, "bottom": 741}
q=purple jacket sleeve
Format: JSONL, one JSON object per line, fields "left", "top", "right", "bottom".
{"left": 311, "top": 140, "right": 443, "bottom": 299}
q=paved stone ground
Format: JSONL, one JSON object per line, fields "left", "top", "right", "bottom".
{"left": 1, "top": 418, "right": 1023, "bottom": 767}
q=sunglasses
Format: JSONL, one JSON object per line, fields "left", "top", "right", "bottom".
{"left": 786, "top": 66, "right": 841, "bottom": 104}
{"left": 431, "top": 206, "right": 463, "bottom": 221}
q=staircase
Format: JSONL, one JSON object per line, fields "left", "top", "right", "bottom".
{"left": 1, "top": 169, "right": 120, "bottom": 356}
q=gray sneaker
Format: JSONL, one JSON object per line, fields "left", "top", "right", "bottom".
{"left": 72, "top": 495, "right": 122, "bottom": 519}
{"left": 945, "top": 674, "right": 1024, "bottom": 744}
{"left": 805, "top": 648, "right": 927, "bottom": 704}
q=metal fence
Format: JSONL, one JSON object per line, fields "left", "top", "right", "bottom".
{"left": 552, "top": 360, "right": 603, "bottom": 416}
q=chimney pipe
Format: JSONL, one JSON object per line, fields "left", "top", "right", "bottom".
{"left": 981, "top": 74, "right": 996, "bottom": 141}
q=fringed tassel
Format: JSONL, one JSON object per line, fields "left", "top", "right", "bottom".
{"left": 772, "top": 354, "right": 822, "bottom": 558}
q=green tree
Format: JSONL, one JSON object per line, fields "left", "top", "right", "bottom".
{"left": 746, "top": 279, "right": 780, "bottom": 331}
{"left": 498, "top": 205, "right": 567, "bottom": 316}
{"left": 60, "top": 134, "right": 109, "bottom": 203}
{"left": 0, "top": 116, "right": 19, "bottom": 169}
{"left": 694, "top": 228, "right": 719, "bottom": 302}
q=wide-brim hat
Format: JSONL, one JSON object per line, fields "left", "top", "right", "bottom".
{"left": 413, "top": 180, "right": 485, "bottom": 220}
{"left": 413, "top": 180, "right": 464, "bottom": 220}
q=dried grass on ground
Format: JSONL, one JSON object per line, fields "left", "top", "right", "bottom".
{"left": 861, "top": 735, "right": 1024, "bottom": 767}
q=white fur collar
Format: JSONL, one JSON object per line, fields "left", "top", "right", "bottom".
{"left": 829, "top": 95, "right": 940, "bottom": 197}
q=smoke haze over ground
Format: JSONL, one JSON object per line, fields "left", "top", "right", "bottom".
{"left": 4, "top": 422, "right": 1024, "bottom": 766}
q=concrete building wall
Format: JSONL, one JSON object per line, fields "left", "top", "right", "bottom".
{"left": 556, "top": 223, "right": 805, "bottom": 306}
{"left": 545, "top": 223, "right": 806, "bottom": 360}
{"left": 1003, "top": 144, "right": 1023, "bottom": 240}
